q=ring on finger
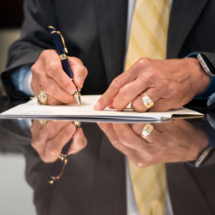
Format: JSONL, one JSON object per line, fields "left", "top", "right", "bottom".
{"left": 141, "top": 123, "right": 154, "bottom": 139}
{"left": 37, "top": 90, "right": 48, "bottom": 105}
{"left": 141, "top": 93, "right": 154, "bottom": 109}
{"left": 39, "top": 119, "right": 47, "bottom": 126}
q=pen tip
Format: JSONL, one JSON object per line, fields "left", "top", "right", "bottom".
{"left": 74, "top": 92, "right": 81, "bottom": 106}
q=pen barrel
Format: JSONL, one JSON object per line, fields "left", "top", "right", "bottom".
{"left": 62, "top": 59, "right": 74, "bottom": 79}
{"left": 50, "top": 32, "right": 65, "bottom": 55}
{"left": 49, "top": 30, "right": 73, "bottom": 78}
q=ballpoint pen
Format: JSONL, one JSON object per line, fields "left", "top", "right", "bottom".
{"left": 48, "top": 26, "right": 81, "bottom": 105}
{"left": 49, "top": 121, "right": 81, "bottom": 184}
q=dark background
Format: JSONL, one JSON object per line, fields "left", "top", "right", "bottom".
{"left": 0, "top": 0, "right": 24, "bottom": 28}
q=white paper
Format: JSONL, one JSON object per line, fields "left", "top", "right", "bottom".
{"left": 0, "top": 95, "right": 203, "bottom": 122}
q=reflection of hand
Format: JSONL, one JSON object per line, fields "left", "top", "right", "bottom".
{"left": 98, "top": 120, "right": 208, "bottom": 167}
{"left": 94, "top": 58, "right": 210, "bottom": 112}
{"left": 31, "top": 50, "right": 88, "bottom": 105}
{"left": 31, "top": 120, "right": 87, "bottom": 162}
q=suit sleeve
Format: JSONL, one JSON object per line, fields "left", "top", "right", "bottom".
{"left": 1, "top": 0, "right": 58, "bottom": 100}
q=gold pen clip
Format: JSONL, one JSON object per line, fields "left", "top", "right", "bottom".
{"left": 57, "top": 31, "right": 68, "bottom": 54}
{"left": 48, "top": 159, "right": 68, "bottom": 184}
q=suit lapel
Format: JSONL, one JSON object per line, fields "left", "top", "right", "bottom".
{"left": 167, "top": 0, "right": 209, "bottom": 58}
{"left": 88, "top": 134, "right": 126, "bottom": 215}
{"left": 92, "top": 0, "right": 128, "bottom": 84}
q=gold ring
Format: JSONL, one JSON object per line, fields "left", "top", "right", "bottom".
{"left": 141, "top": 93, "right": 154, "bottom": 109}
{"left": 39, "top": 119, "right": 47, "bottom": 126}
{"left": 141, "top": 123, "right": 154, "bottom": 139}
{"left": 37, "top": 90, "right": 48, "bottom": 105}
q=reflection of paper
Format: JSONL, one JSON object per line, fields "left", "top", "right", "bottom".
{"left": 0, "top": 95, "right": 203, "bottom": 122}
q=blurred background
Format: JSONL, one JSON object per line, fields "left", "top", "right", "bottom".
{"left": 0, "top": 0, "right": 24, "bottom": 96}
{"left": 0, "top": 1, "right": 36, "bottom": 214}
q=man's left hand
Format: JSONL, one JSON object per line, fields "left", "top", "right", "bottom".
{"left": 94, "top": 58, "right": 210, "bottom": 112}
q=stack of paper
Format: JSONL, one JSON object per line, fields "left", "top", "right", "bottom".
{"left": 0, "top": 95, "right": 203, "bottom": 122}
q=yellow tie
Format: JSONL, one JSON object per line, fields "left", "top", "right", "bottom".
{"left": 125, "top": 0, "right": 169, "bottom": 70}
{"left": 127, "top": 1, "right": 169, "bottom": 215}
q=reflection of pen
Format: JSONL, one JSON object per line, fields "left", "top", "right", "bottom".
{"left": 48, "top": 26, "right": 81, "bottom": 105}
{"left": 49, "top": 121, "right": 81, "bottom": 184}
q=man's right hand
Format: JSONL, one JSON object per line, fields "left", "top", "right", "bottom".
{"left": 31, "top": 50, "right": 88, "bottom": 105}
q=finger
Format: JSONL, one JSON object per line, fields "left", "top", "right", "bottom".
{"left": 39, "top": 73, "right": 75, "bottom": 105}
{"left": 131, "top": 88, "right": 162, "bottom": 112}
{"left": 149, "top": 98, "right": 174, "bottom": 112}
{"left": 113, "top": 123, "right": 147, "bottom": 151}
{"left": 68, "top": 128, "right": 87, "bottom": 154}
{"left": 94, "top": 68, "right": 137, "bottom": 110}
{"left": 111, "top": 78, "right": 149, "bottom": 111}
{"left": 32, "top": 121, "right": 72, "bottom": 156}
{"left": 43, "top": 50, "right": 77, "bottom": 95}
{"left": 43, "top": 123, "right": 76, "bottom": 162}
{"left": 131, "top": 123, "right": 162, "bottom": 143}
{"left": 31, "top": 60, "right": 44, "bottom": 96}
{"left": 98, "top": 122, "right": 136, "bottom": 156}
{"left": 40, "top": 120, "right": 72, "bottom": 142}
{"left": 68, "top": 57, "right": 88, "bottom": 89}
{"left": 108, "top": 102, "right": 114, "bottom": 109}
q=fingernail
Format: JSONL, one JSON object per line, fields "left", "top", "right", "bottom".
{"left": 67, "top": 124, "right": 74, "bottom": 132}
{"left": 94, "top": 101, "right": 101, "bottom": 110}
{"left": 67, "top": 86, "right": 74, "bottom": 94}
{"left": 77, "top": 77, "right": 84, "bottom": 85}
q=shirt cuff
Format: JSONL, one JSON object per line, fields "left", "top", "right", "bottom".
{"left": 11, "top": 65, "right": 34, "bottom": 97}
{"left": 187, "top": 53, "right": 215, "bottom": 103}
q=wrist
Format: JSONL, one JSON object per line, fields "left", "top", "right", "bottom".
{"left": 188, "top": 127, "right": 209, "bottom": 161}
{"left": 188, "top": 58, "right": 211, "bottom": 95}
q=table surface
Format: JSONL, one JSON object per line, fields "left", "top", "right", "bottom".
{"left": 0, "top": 97, "right": 215, "bottom": 215}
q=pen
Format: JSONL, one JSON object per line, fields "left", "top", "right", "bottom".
{"left": 49, "top": 121, "right": 81, "bottom": 184}
{"left": 48, "top": 26, "right": 81, "bottom": 105}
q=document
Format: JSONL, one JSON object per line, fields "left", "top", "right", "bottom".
{"left": 0, "top": 95, "right": 203, "bottom": 122}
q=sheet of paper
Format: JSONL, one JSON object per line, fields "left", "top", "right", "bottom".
{"left": 0, "top": 95, "right": 203, "bottom": 122}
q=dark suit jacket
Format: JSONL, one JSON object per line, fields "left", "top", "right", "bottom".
{"left": 1, "top": 119, "right": 215, "bottom": 215}
{"left": 1, "top": 0, "right": 215, "bottom": 100}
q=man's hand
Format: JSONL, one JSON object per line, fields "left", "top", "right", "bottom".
{"left": 31, "top": 120, "right": 87, "bottom": 163}
{"left": 94, "top": 58, "right": 210, "bottom": 112}
{"left": 98, "top": 120, "right": 208, "bottom": 167}
{"left": 31, "top": 50, "right": 88, "bottom": 105}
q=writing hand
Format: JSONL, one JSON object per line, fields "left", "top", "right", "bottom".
{"left": 31, "top": 50, "right": 88, "bottom": 105}
{"left": 31, "top": 120, "right": 87, "bottom": 163}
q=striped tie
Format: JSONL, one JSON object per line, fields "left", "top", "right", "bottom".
{"left": 127, "top": 1, "right": 169, "bottom": 214}
{"left": 125, "top": 0, "right": 169, "bottom": 70}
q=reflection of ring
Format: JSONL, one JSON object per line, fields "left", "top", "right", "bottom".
{"left": 141, "top": 123, "right": 154, "bottom": 139}
{"left": 73, "top": 121, "right": 81, "bottom": 128}
{"left": 39, "top": 119, "right": 47, "bottom": 126}
{"left": 141, "top": 93, "right": 154, "bottom": 109}
{"left": 37, "top": 90, "right": 48, "bottom": 105}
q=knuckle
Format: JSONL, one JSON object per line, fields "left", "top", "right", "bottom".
{"left": 31, "top": 64, "right": 40, "bottom": 76}
{"left": 31, "top": 140, "right": 36, "bottom": 148}
{"left": 112, "top": 140, "right": 121, "bottom": 148}
{"left": 119, "top": 131, "right": 130, "bottom": 145}
{"left": 41, "top": 155, "right": 51, "bottom": 163}
{"left": 138, "top": 57, "right": 149, "bottom": 66}
{"left": 40, "top": 50, "right": 51, "bottom": 59}
{"left": 119, "top": 85, "right": 131, "bottom": 99}
{"left": 111, "top": 78, "right": 121, "bottom": 90}
{"left": 46, "top": 62, "right": 58, "bottom": 76}
{"left": 45, "top": 143, "right": 58, "bottom": 156}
